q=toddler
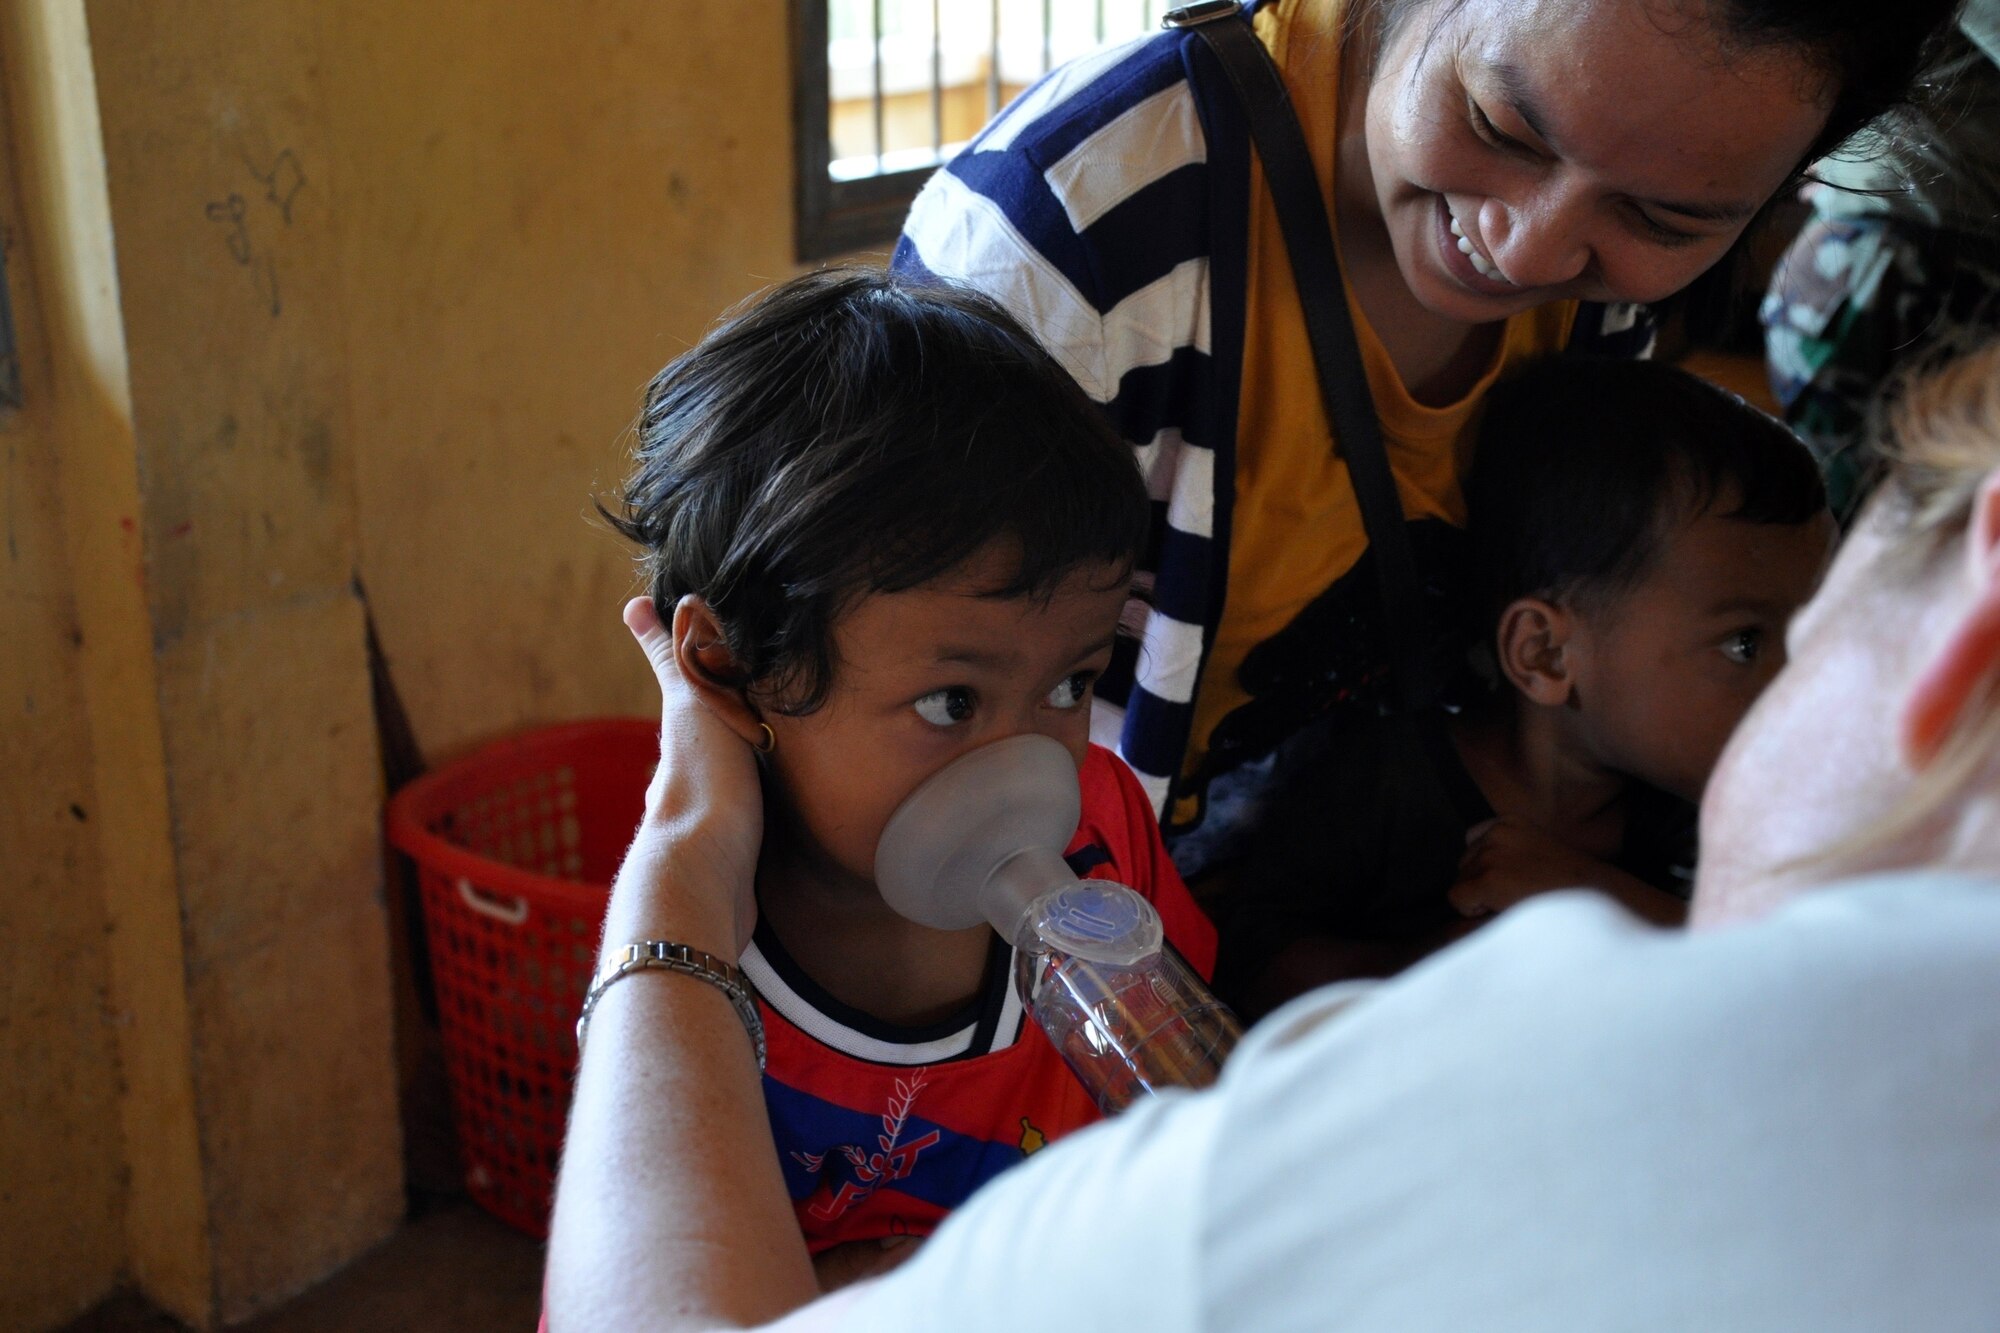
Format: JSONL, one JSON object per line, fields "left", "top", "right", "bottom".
{"left": 1219, "top": 358, "right": 1832, "bottom": 1018}
{"left": 604, "top": 268, "right": 1218, "bottom": 1281}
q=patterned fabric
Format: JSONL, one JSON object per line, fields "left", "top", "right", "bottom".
{"left": 749, "top": 744, "right": 1218, "bottom": 1254}
{"left": 1762, "top": 5, "right": 2000, "bottom": 519}
{"left": 894, "top": 0, "right": 1649, "bottom": 831}
{"left": 1762, "top": 216, "right": 2000, "bottom": 519}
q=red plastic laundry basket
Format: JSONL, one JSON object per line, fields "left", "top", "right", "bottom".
{"left": 385, "top": 717, "right": 658, "bottom": 1236}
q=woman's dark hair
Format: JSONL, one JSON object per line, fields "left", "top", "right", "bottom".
{"left": 1705, "top": 0, "right": 1965, "bottom": 168}
{"left": 1466, "top": 357, "right": 1827, "bottom": 627}
{"left": 1373, "top": 0, "right": 1963, "bottom": 166}
{"left": 603, "top": 267, "right": 1150, "bottom": 714}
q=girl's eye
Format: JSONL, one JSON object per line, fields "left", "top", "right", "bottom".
{"left": 1720, "top": 629, "right": 1762, "bottom": 665}
{"left": 1045, "top": 672, "right": 1095, "bottom": 711}
{"left": 913, "top": 687, "right": 976, "bottom": 727}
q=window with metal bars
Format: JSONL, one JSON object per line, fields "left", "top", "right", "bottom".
{"left": 791, "top": 0, "right": 1172, "bottom": 261}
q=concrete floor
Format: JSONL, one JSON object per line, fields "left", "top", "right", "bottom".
{"left": 58, "top": 1203, "right": 544, "bottom": 1333}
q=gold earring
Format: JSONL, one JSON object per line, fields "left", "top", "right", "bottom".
{"left": 754, "top": 722, "right": 776, "bottom": 754}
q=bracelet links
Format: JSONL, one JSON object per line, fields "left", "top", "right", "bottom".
{"left": 576, "top": 940, "right": 766, "bottom": 1070}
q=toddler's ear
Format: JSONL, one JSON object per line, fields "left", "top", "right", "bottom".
{"left": 1494, "top": 597, "right": 1576, "bottom": 707}
{"left": 669, "top": 596, "right": 771, "bottom": 745}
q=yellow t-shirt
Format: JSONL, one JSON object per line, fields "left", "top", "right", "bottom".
{"left": 1173, "top": 0, "right": 1575, "bottom": 825}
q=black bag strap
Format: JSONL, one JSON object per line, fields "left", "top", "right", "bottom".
{"left": 1176, "top": 3, "right": 1437, "bottom": 715}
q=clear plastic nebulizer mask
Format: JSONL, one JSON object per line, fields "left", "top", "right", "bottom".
{"left": 874, "top": 735, "right": 1241, "bottom": 1114}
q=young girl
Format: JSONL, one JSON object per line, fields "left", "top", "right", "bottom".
{"left": 601, "top": 268, "right": 1218, "bottom": 1282}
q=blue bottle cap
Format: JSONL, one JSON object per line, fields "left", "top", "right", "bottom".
{"left": 1025, "top": 880, "right": 1163, "bottom": 966}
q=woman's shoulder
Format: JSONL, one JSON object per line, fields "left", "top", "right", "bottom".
{"left": 893, "top": 25, "right": 1241, "bottom": 358}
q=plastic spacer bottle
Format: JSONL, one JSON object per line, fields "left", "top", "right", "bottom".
{"left": 875, "top": 735, "right": 1241, "bottom": 1113}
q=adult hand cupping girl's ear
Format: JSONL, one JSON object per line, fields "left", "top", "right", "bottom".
{"left": 623, "top": 594, "right": 764, "bottom": 955}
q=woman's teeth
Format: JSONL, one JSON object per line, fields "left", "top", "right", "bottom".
{"left": 1449, "top": 214, "right": 1511, "bottom": 285}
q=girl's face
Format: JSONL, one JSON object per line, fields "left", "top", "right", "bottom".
{"left": 1361, "top": 0, "right": 1833, "bottom": 324}
{"left": 756, "top": 546, "right": 1129, "bottom": 896}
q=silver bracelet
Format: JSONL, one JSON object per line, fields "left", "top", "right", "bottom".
{"left": 576, "top": 941, "right": 766, "bottom": 1070}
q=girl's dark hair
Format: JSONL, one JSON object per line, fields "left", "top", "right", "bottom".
{"left": 1373, "top": 0, "right": 1962, "bottom": 167}
{"left": 1466, "top": 357, "right": 1827, "bottom": 626}
{"left": 603, "top": 267, "right": 1149, "bottom": 714}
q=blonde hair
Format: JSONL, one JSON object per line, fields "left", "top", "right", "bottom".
{"left": 1823, "top": 338, "right": 2000, "bottom": 864}
{"left": 1883, "top": 342, "right": 2000, "bottom": 562}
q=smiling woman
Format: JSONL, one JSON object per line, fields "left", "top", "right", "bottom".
{"left": 1353, "top": 0, "right": 1826, "bottom": 319}
{"left": 891, "top": 0, "right": 1962, "bottom": 869}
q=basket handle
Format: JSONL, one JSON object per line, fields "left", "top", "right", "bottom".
{"left": 457, "top": 877, "right": 530, "bottom": 926}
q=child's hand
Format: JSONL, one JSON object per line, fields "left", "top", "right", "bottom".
{"left": 625, "top": 595, "right": 765, "bottom": 950}
{"left": 1450, "top": 817, "right": 1687, "bottom": 926}
{"left": 811, "top": 1237, "right": 920, "bottom": 1293}
{"left": 1449, "top": 817, "right": 1616, "bottom": 918}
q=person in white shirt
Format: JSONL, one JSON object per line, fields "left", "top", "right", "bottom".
{"left": 543, "top": 335, "right": 2000, "bottom": 1331}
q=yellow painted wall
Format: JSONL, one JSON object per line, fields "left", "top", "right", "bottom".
{"left": 2, "top": 1, "right": 813, "bottom": 1327}
{"left": 324, "top": 0, "right": 804, "bottom": 763}
{"left": 81, "top": 1, "right": 405, "bottom": 1320}
{"left": 0, "top": 55, "right": 128, "bottom": 1333}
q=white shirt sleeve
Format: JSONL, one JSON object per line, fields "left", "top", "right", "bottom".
{"left": 1191, "top": 880, "right": 2000, "bottom": 1331}
{"left": 816, "top": 875, "right": 2000, "bottom": 1332}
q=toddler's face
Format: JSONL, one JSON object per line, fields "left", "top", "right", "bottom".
{"left": 755, "top": 544, "right": 1129, "bottom": 897}
{"left": 1693, "top": 498, "right": 1959, "bottom": 926}
{"left": 1565, "top": 502, "right": 1836, "bottom": 804}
